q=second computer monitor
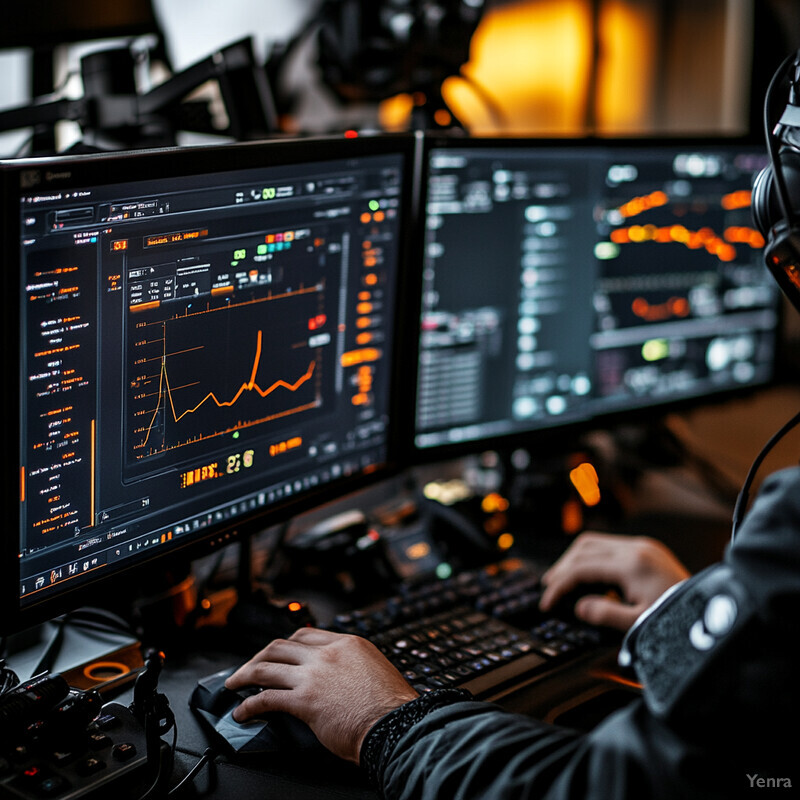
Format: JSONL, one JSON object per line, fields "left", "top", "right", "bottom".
{"left": 415, "top": 137, "right": 778, "bottom": 452}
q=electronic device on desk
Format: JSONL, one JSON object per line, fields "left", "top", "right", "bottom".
{"left": 0, "top": 132, "right": 416, "bottom": 652}
{"left": 270, "top": 489, "right": 500, "bottom": 600}
{"left": 410, "top": 135, "right": 781, "bottom": 517}
{"left": 0, "top": 652, "right": 173, "bottom": 800}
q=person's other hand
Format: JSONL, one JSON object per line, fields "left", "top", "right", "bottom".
{"left": 539, "top": 532, "right": 691, "bottom": 632}
{"left": 224, "top": 627, "right": 419, "bottom": 763}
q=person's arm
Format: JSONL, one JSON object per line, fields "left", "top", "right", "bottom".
{"left": 368, "top": 695, "right": 693, "bottom": 800}
{"left": 221, "top": 584, "right": 751, "bottom": 799}
{"left": 222, "top": 626, "right": 658, "bottom": 798}
{"left": 224, "top": 629, "right": 708, "bottom": 799}
{"left": 539, "top": 532, "right": 691, "bottom": 631}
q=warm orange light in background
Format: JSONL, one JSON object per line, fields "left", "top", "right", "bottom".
{"left": 569, "top": 462, "right": 601, "bottom": 507}
{"left": 497, "top": 532, "right": 515, "bottom": 551}
{"left": 595, "top": 0, "right": 657, "bottom": 132}
{"left": 446, "top": 0, "right": 593, "bottom": 134}
{"left": 379, "top": 0, "right": 657, "bottom": 135}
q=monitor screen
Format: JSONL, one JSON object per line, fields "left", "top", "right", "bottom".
{"left": 2, "top": 133, "right": 415, "bottom": 635}
{"left": 414, "top": 137, "right": 778, "bottom": 452}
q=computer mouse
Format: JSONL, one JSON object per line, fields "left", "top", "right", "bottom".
{"left": 189, "top": 667, "right": 322, "bottom": 755}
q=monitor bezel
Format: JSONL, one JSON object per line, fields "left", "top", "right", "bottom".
{"left": 405, "top": 132, "right": 782, "bottom": 464}
{"left": 1, "top": 132, "right": 421, "bottom": 637}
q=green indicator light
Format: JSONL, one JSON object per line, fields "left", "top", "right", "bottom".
{"left": 435, "top": 562, "right": 453, "bottom": 580}
{"left": 234, "top": 249, "right": 246, "bottom": 260}
{"left": 642, "top": 338, "right": 669, "bottom": 362}
{"left": 257, "top": 244, "right": 267, "bottom": 255}
{"left": 594, "top": 241, "right": 620, "bottom": 260}
{"left": 369, "top": 200, "right": 380, "bottom": 212}
{"left": 233, "top": 431, "right": 240, "bottom": 439}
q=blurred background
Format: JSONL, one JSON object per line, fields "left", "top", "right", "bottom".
{"left": 2, "top": 0, "right": 800, "bottom": 156}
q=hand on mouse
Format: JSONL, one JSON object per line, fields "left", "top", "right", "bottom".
{"left": 539, "top": 532, "right": 691, "bottom": 632}
{"left": 224, "top": 627, "right": 419, "bottom": 763}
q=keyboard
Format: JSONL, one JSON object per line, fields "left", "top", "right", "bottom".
{"left": 329, "top": 559, "right": 612, "bottom": 699}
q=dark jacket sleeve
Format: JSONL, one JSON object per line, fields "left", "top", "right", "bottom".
{"left": 370, "top": 696, "right": 737, "bottom": 800}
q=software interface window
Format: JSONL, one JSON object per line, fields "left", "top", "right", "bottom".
{"left": 416, "top": 142, "right": 777, "bottom": 450}
{"left": 17, "top": 149, "right": 404, "bottom": 609}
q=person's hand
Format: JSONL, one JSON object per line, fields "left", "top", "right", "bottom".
{"left": 539, "top": 532, "right": 691, "bottom": 632}
{"left": 224, "top": 627, "right": 419, "bottom": 763}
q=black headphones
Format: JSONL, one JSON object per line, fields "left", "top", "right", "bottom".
{"left": 752, "top": 50, "right": 800, "bottom": 313}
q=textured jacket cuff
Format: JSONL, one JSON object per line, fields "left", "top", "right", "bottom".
{"left": 360, "top": 688, "right": 473, "bottom": 786}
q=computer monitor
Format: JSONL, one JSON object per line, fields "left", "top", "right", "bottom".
{"left": 413, "top": 136, "right": 779, "bottom": 454}
{"left": 1, "top": 133, "right": 416, "bottom": 636}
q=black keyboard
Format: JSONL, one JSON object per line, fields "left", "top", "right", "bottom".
{"left": 330, "top": 560, "right": 610, "bottom": 699}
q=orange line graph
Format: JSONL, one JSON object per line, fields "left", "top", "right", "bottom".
{"left": 609, "top": 223, "right": 765, "bottom": 262}
{"left": 141, "top": 329, "right": 316, "bottom": 449}
{"left": 631, "top": 296, "right": 690, "bottom": 322}
{"left": 615, "top": 189, "right": 753, "bottom": 219}
{"left": 616, "top": 190, "right": 669, "bottom": 219}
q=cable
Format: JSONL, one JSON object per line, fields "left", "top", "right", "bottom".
{"left": 0, "top": 659, "right": 20, "bottom": 695}
{"left": 136, "top": 717, "right": 176, "bottom": 800}
{"left": 731, "top": 406, "right": 800, "bottom": 541}
{"left": 167, "top": 747, "right": 218, "bottom": 797}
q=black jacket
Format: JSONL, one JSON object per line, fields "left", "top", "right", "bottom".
{"left": 362, "top": 467, "right": 800, "bottom": 798}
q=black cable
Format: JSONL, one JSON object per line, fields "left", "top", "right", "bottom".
{"left": 0, "top": 659, "right": 20, "bottom": 695}
{"left": 167, "top": 747, "right": 217, "bottom": 797}
{"left": 731, "top": 406, "right": 800, "bottom": 541}
{"left": 136, "top": 697, "right": 177, "bottom": 800}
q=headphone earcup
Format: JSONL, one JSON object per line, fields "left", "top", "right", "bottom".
{"left": 762, "top": 222, "right": 800, "bottom": 313}
{"left": 752, "top": 162, "right": 778, "bottom": 236}
{"left": 752, "top": 145, "right": 800, "bottom": 236}
{"left": 752, "top": 146, "right": 800, "bottom": 312}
